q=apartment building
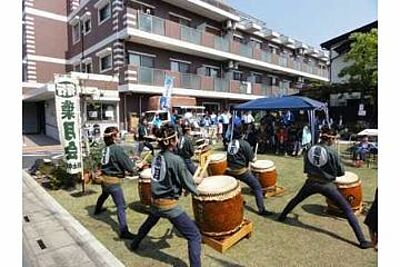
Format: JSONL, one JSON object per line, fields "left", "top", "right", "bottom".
{"left": 22, "top": 0, "right": 330, "bottom": 139}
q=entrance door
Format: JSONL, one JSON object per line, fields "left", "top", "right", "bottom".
{"left": 22, "top": 102, "right": 45, "bottom": 134}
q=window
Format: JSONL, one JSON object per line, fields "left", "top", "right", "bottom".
{"left": 169, "top": 13, "right": 191, "bottom": 27}
{"left": 74, "top": 64, "right": 81, "bottom": 72}
{"left": 233, "top": 71, "right": 243, "bottom": 81}
{"left": 86, "top": 102, "right": 117, "bottom": 121}
{"left": 251, "top": 39, "right": 262, "bottom": 49}
{"left": 233, "top": 35, "right": 243, "bottom": 43}
{"left": 170, "top": 60, "right": 190, "bottom": 73}
{"left": 98, "top": 2, "right": 111, "bottom": 25}
{"left": 252, "top": 73, "right": 262, "bottom": 83}
{"left": 84, "top": 62, "right": 92, "bottom": 73}
{"left": 205, "top": 66, "right": 220, "bottom": 78}
{"left": 72, "top": 23, "right": 80, "bottom": 43}
{"left": 128, "top": 53, "right": 155, "bottom": 68}
{"left": 100, "top": 54, "right": 112, "bottom": 72}
{"left": 83, "top": 18, "right": 91, "bottom": 34}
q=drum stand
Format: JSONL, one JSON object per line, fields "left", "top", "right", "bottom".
{"left": 201, "top": 219, "right": 253, "bottom": 253}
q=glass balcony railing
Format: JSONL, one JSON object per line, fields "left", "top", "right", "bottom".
{"left": 129, "top": 10, "right": 329, "bottom": 79}
{"left": 129, "top": 66, "right": 298, "bottom": 96}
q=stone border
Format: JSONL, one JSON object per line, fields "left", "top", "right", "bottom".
{"left": 23, "top": 170, "right": 125, "bottom": 267}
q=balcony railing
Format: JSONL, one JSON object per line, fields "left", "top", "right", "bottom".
{"left": 126, "top": 9, "right": 329, "bottom": 79}
{"left": 122, "top": 65, "right": 298, "bottom": 97}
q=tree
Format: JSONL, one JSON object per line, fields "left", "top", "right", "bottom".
{"left": 338, "top": 28, "right": 378, "bottom": 99}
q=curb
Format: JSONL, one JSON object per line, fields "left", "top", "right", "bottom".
{"left": 23, "top": 170, "right": 125, "bottom": 267}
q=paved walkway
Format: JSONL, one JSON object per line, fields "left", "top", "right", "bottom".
{"left": 22, "top": 171, "right": 125, "bottom": 267}
{"left": 23, "top": 135, "right": 62, "bottom": 154}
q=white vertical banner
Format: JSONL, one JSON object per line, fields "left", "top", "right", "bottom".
{"left": 161, "top": 75, "right": 174, "bottom": 111}
{"left": 54, "top": 75, "right": 83, "bottom": 174}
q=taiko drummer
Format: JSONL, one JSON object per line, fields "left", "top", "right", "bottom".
{"left": 177, "top": 120, "right": 197, "bottom": 175}
{"left": 226, "top": 126, "right": 274, "bottom": 216}
{"left": 130, "top": 123, "right": 202, "bottom": 267}
{"left": 278, "top": 127, "right": 372, "bottom": 249}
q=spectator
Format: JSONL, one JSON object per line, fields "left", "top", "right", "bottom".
{"left": 352, "top": 135, "right": 378, "bottom": 164}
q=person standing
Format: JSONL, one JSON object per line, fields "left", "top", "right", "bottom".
{"left": 178, "top": 121, "right": 197, "bottom": 175}
{"left": 226, "top": 126, "right": 273, "bottom": 217}
{"left": 278, "top": 127, "right": 372, "bottom": 249}
{"left": 220, "top": 110, "right": 230, "bottom": 147}
{"left": 130, "top": 123, "right": 202, "bottom": 267}
{"left": 242, "top": 111, "right": 255, "bottom": 126}
{"left": 137, "top": 117, "right": 154, "bottom": 157}
{"left": 94, "top": 127, "right": 140, "bottom": 239}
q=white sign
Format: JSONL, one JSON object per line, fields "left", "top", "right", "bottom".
{"left": 162, "top": 75, "right": 174, "bottom": 110}
{"left": 54, "top": 75, "right": 83, "bottom": 174}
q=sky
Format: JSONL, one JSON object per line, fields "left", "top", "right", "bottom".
{"left": 226, "top": 0, "right": 377, "bottom": 48}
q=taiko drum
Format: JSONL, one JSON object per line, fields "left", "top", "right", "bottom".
{"left": 192, "top": 175, "right": 243, "bottom": 236}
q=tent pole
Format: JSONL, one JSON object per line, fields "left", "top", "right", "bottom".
{"left": 230, "top": 110, "right": 236, "bottom": 142}
{"left": 310, "top": 110, "right": 315, "bottom": 145}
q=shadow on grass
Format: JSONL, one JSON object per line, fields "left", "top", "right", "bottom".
{"left": 85, "top": 205, "right": 121, "bottom": 237}
{"left": 206, "top": 254, "right": 245, "bottom": 267}
{"left": 277, "top": 213, "right": 358, "bottom": 247}
{"left": 301, "top": 204, "right": 344, "bottom": 220}
{"left": 124, "top": 228, "right": 188, "bottom": 267}
{"left": 129, "top": 201, "right": 151, "bottom": 215}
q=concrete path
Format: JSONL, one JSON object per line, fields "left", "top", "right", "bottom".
{"left": 22, "top": 171, "right": 125, "bottom": 267}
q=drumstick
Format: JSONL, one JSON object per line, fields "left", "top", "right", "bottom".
{"left": 141, "top": 152, "right": 151, "bottom": 164}
{"left": 198, "top": 158, "right": 211, "bottom": 182}
{"left": 193, "top": 165, "right": 202, "bottom": 183}
{"left": 254, "top": 142, "right": 259, "bottom": 159}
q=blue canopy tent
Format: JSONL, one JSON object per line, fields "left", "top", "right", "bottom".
{"left": 232, "top": 96, "right": 330, "bottom": 144}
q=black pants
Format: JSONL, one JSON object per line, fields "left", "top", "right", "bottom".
{"left": 280, "top": 179, "right": 367, "bottom": 243}
{"left": 95, "top": 184, "right": 128, "bottom": 233}
{"left": 135, "top": 211, "right": 201, "bottom": 267}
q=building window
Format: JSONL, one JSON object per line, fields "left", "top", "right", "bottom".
{"left": 100, "top": 54, "right": 112, "bottom": 72}
{"left": 171, "top": 60, "right": 190, "bottom": 73}
{"left": 83, "top": 18, "right": 91, "bottom": 34}
{"left": 87, "top": 102, "right": 116, "bottom": 122}
{"left": 98, "top": 2, "right": 111, "bottom": 25}
{"left": 252, "top": 73, "right": 262, "bottom": 83}
{"left": 205, "top": 66, "right": 220, "bottom": 78}
{"left": 169, "top": 13, "right": 191, "bottom": 27}
{"left": 251, "top": 39, "right": 262, "bottom": 49}
{"left": 72, "top": 23, "right": 80, "bottom": 43}
{"left": 84, "top": 62, "right": 92, "bottom": 73}
{"left": 233, "top": 71, "right": 243, "bottom": 81}
{"left": 233, "top": 35, "right": 244, "bottom": 43}
{"left": 128, "top": 53, "right": 155, "bottom": 68}
{"left": 74, "top": 64, "right": 81, "bottom": 72}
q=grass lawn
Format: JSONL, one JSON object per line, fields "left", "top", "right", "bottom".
{"left": 47, "top": 143, "right": 377, "bottom": 267}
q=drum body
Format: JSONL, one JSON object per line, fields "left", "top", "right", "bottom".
{"left": 208, "top": 153, "right": 227, "bottom": 176}
{"left": 192, "top": 175, "right": 243, "bottom": 236}
{"left": 251, "top": 160, "right": 277, "bottom": 190}
{"left": 138, "top": 168, "right": 152, "bottom": 206}
{"left": 326, "top": 171, "right": 363, "bottom": 211}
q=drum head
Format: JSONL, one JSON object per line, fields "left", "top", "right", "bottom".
{"left": 336, "top": 171, "right": 359, "bottom": 184}
{"left": 140, "top": 168, "right": 152, "bottom": 179}
{"left": 197, "top": 175, "right": 238, "bottom": 195}
{"left": 251, "top": 160, "right": 274, "bottom": 169}
{"left": 209, "top": 153, "right": 226, "bottom": 162}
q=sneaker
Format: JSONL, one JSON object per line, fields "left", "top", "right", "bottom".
{"left": 120, "top": 230, "right": 136, "bottom": 239}
{"left": 94, "top": 207, "right": 107, "bottom": 215}
{"left": 259, "top": 210, "right": 274, "bottom": 217}
{"left": 359, "top": 241, "right": 372, "bottom": 249}
{"left": 130, "top": 237, "right": 141, "bottom": 251}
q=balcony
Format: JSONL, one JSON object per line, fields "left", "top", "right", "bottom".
{"left": 121, "top": 9, "right": 329, "bottom": 81}
{"left": 120, "top": 65, "right": 298, "bottom": 98}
